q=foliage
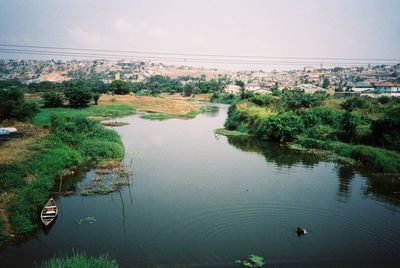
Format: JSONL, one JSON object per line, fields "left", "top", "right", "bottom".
{"left": 0, "top": 87, "right": 39, "bottom": 121}
{"left": 256, "top": 112, "right": 304, "bottom": 142}
{"left": 33, "top": 104, "right": 135, "bottom": 126}
{"left": 109, "top": 80, "right": 131, "bottom": 95}
{"left": 64, "top": 86, "right": 93, "bottom": 108}
{"left": 42, "top": 91, "right": 64, "bottom": 108}
{"left": 340, "top": 97, "right": 367, "bottom": 111}
{"left": 282, "top": 90, "right": 327, "bottom": 109}
{"left": 297, "top": 137, "right": 400, "bottom": 173}
{"left": 211, "top": 93, "right": 241, "bottom": 104}
{"left": 215, "top": 128, "right": 250, "bottom": 137}
{"left": 4, "top": 113, "right": 125, "bottom": 237}
{"left": 372, "top": 105, "right": 400, "bottom": 150}
{"left": 322, "top": 76, "right": 330, "bottom": 89}
{"left": 37, "top": 251, "right": 119, "bottom": 268}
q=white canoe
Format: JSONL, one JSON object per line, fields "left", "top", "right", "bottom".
{"left": 41, "top": 198, "right": 58, "bottom": 226}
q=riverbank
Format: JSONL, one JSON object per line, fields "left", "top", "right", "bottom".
{"left": 222, "top": 93, "right": 400, "bottom": 174}
{"left": 0, "top": 95, "right": 201, "bottom": 246}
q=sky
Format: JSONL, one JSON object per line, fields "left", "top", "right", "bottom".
{"left": 0, "top": 0, "right": 399, "bottom": 70}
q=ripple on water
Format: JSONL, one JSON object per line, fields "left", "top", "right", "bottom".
{"left": 161, "top": 200, "right": 400, "bottom": 262}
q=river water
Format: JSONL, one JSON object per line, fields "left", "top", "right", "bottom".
{"left": 1, "top": 103, "right": 400, "bottom": 267}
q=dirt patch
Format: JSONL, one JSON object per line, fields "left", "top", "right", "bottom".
{"left": 99, "top": 94, "right": 201, "bottom": 116}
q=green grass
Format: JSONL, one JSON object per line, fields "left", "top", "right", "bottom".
{"left": 2, "top": 115, "right": 125, "bottom": 240}
{"left": 140, "top": 113, "right": 176, "bottom": 120}
{"left": 215, "top": 128, "right": 250, "bottom": 137}
{"left": 33, "top": 104, "right": 136, "bottom": 126}
{"left": 297, "top": 137, "right": 400, "bottom": 173}
{"left": 37, "top": 251, "right": 119, "bottom": 268}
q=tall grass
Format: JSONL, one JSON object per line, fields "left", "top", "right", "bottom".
{"left": 298, "top": 137, "right": 400, "bottom": 173}
{"left": 37, "top": 251, "right": 119, "bottom": 268}
{"left": 33, "top": 104, "right": 136, "bottom": 126}
{"left": 4, "top": 115, "right": 125, "bottom": 235}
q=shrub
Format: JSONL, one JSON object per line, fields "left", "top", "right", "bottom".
{"left": 340, "top": 97, "right": 367, "bottom": 111}
{"left": 256, "top": 112, "right": 304, "bottom": 142}
{"left": 64, "top": 86, "right": 93, "bottom": 108}
{"left": 0, "top": 87, "right": 39, "bottom": 121}
{"left": 109, "top": 80, "right": 131, "bottom": 95}
{"left": 249, "top": 94, "right": 275, "bottom": 106}
{"left": 372, "top": 105, "right": 400, "bottom": 150}
{"left": 42, "top": 91, "right": 64, "bottom": 108}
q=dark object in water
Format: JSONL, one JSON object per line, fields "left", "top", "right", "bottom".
{"left": 41, "top": 198, "right": 58, "bottom": 226}
{"left": 297, "top": 227, "right": 307, "bottom": 236}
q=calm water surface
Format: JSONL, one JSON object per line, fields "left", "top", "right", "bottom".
{"left": 1, "top": 104, "right": 400, "bottom": 267}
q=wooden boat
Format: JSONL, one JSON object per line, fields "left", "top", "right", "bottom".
{"left": 41, "top": 198, "right": 58, "bottom": 226}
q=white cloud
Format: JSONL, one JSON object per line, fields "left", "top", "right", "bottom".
{"left": 68, "top": 28, "right": 111, "bottom": 47}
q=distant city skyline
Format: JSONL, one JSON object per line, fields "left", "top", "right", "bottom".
{"left": 0, "top": 0, "right": 399, "bottom": 70}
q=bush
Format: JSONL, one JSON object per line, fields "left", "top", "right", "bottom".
{"left": 0, "top": 87, "right": 39, "bottom": 121}
{"left": 256, "top": 112, "right": 304, "bottom": 142}
{"left": 340, "top": 97, "right": 367, "bottom": 111}
{"left": 372, "top": 105, "right": 400, "bottom": 150}
{"left": 42, "top": 91, "right": 64, "bottom": 108}
{"left": 282, "top": 90, "right": 326, "bottom": 109}
{"left": 64, "top": 86, "right": 93, "bottom": 108}
{"left": 109, "top": 80, "right": 131, "bottom": 95}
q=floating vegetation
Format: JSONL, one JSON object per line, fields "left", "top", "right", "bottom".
{"left": 81, "top": 161, "right": 133, "bottom": 196}
{"left": 140, "top": 113, "right": 175, "bottom": 120}
{"left": 101, "top": 121, "right": 129, "bottom": 127}
{"left": 215, "top": 128, "right": 250, "bottom": 137}
{"left": 235, "top": 255, "right": 265, "bottom": 267}
{"left": 86, "top": 116, "right": 110, "bottom": 121}
{"left": 81, "top": 185, "right": 114, "bottom": 196}
{"left": 75, "top": 217, "right": 97, "bottom": 225}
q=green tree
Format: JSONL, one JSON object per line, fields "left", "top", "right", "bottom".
{"left": 64, "top": 86, "right": 93, "bottom": 108}
{"left": 42, "top": 91, "right": 64, "bottom": 108}
{"left": 109, "top": 80, "right": 131, "bottom": 95}
{"left": 0, "top": 87, "right": 39, "bottom": 121}
{"left": 322, "top": 77, "right": 330, "bottom": 89}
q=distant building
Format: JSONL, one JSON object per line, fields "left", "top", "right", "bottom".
{"left": 351, "top": 81, "right": 374, "bottom": 92}
{"left": 292, "top": 83, "right": 325, "bottom": 94}
{"left": 375, "top": 81, "right": 399, "bottom": 93}
{"left": 115, "top": 72, "right": 120, "bottom": 80}
{"left": 224, "top": 84, "right": 241, "bottom": 94}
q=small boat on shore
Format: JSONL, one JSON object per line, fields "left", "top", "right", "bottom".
{"left": 41, "top": 198, "right": 58, "bottom": 226}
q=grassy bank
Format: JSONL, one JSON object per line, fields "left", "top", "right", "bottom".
{"left": 33, "top": 104, "right": 135, "bottom": 126}
{"left": 37, "top": 251, "right": 119, "bottom": 268}
{"left": 223, "top": 93, "right": 400, "bottom": 174}
{"left": 0, "top": 103, "right": 136, "bottom": 245}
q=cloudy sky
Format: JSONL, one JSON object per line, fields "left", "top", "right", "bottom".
{"left": 0, "top": 0, "right": 399, "bottom": 70}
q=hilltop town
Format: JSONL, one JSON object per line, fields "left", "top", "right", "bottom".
{"left": 1, "top": 59, "right": 399, "bottom": 96}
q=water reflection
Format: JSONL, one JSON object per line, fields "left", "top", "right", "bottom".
{"left": 227, "top": 136, "right": 321, "bottom": 168}
{"left": 336, "top": 166, "right": 354, "bottom": 202}
{"left": 227, "top": 135, "right": 400, "bottom": 206}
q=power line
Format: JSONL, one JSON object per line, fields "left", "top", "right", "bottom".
{"left": 0, "top": 44, "right": 399, "bottom": 62}
{"left": 0, "top": 48, "right": 397, "bottom": 67}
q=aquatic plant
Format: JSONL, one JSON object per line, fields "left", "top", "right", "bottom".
{"left": 37, "top": 251, "right": 119, "bottom": 268}
{"left": 235, "top": 255, "right": 265, "bottom": 267}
